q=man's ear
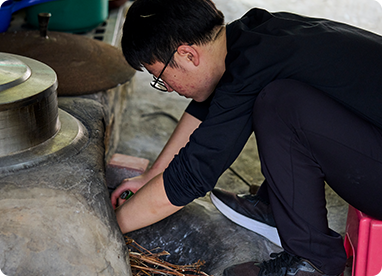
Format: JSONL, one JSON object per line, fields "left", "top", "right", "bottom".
{"left": 177, "top": 44, "right": 200, "bottom": 66}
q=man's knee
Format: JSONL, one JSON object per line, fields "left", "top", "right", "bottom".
{"left": 253, "top": 79, "right": 321, "bottom": 125}
{"left": 256, "top": 79, "right": 314, "bottom": 106}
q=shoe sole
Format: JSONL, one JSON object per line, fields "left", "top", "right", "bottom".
{"left": 210, "top": 192, "right": 282, "bottom": 247}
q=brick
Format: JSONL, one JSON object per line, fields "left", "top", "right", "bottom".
{"left": 106, "top": 154, "right": 149, "bottom": 190}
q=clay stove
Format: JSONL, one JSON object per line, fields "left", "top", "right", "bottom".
{"left": 0, "top": 3, "right": 135, "bottom": 275}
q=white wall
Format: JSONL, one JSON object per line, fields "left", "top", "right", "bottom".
{"left": 214, "top": 0, "right": 382, "bottom": 35}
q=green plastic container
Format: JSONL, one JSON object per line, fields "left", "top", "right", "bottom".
{"left": 26, "top": 0, "right": 108, "bottom": 33}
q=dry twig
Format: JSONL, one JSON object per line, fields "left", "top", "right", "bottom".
{"left": 124, "top": 235, "right": 212, "bottom": 276}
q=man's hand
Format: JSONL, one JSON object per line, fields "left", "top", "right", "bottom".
{"left": 111, "top": 174, "right": 152, "bottom": 209}
{"left": 115, "top": 173, "right": 183, "bottom": 233}
{"left": 111, "top": 112, "right": 200, "bottom": 231}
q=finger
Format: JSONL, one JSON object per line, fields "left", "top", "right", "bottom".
{"left": 111, "top": 190, "right": 121, "bottom": 209}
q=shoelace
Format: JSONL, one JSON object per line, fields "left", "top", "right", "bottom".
{"left": 242, "top": 193, "right": 270, "bottom": 205}
{"left": 260, "top": 252, "right": 301, "bottom": 273}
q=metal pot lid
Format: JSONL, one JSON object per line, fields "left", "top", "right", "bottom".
{"left": 0, "top": 30, "right": 135, "bottom": 96}
{"left": 0, "top": 54, "right": 31, "bottom": 92}
{"left": 0, "top": 52, "right": 57, "bottom": 108}
{"left": 0, "top": 52, "right": 88, "bottom": 174}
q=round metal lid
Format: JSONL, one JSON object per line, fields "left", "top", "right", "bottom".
{"left": 0, "top": 52, "right": 57, "bottom": 108}
{"left": 0, "top": 54, "right": 31, "bottom": 92}
{"left": 0, "top": 53, "right": 89, "bottom": 173}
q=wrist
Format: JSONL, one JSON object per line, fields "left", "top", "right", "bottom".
{"left": 144, "top": 165, "right": 165, "bottom": 180}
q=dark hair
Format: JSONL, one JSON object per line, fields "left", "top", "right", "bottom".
{"left": 121, "top": 0, "right": 225, "bottom": 71}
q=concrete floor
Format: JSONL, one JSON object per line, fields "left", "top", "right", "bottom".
{"left": 116, "top": 0, "right": 382, "bottom": 261}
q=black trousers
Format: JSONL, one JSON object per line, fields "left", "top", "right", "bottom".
{"left": 253, "top": 79, "right": 382, "bottom": 275}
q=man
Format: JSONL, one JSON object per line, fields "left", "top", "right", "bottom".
{"left": 111, "top": 0, "right": 382, "bottom": 275}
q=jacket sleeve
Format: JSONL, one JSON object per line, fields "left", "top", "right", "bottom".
{"left": 163, "top": 87, "right": 257, "bottom": 206}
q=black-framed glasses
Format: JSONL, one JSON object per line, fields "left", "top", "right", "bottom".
{"left": 150, "top": 49, "right": 177, "bottom": 92}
